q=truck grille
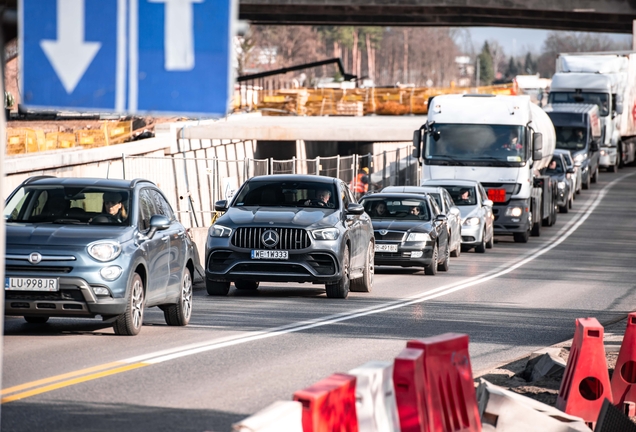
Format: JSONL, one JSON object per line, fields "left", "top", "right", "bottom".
{"left": 231, "top": 227, "right": 311, "bottom": 250}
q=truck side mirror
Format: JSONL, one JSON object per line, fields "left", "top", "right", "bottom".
{"left": 532, "top": 132, "right": 543, "bottom": 162}
{"left": 413, "top": 129, "right": 421, "bottom": 159}
{"left": 590, "top": 140, "right": 599, "bottom": 152}
{"left": 616, "top": 95, "right": 624, "bottom": 115}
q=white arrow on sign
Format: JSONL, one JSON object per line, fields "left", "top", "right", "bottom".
{"left": 40, "top": 0, "right": 102, "bottom": 94}
{"left": 149, "top": 0, "right": 204, "bottom": 71}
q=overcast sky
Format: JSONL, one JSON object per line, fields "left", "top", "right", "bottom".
{"left": 468, "top": 27, "right": 632, "bottom": 57}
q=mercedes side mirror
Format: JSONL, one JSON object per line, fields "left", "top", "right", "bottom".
{"left": 413, "top": 129, "right": 421, "bottom": 159}
{"left": 533, "top": 132, "right": 543, "bottom": 162}
{"left": 346, "top": 203, "right": 365, "bottom": 215}
{"left": 214, "top": 200, "right": 228, "bottom": 212}
{"left": 147, "top": 214, "right": 170, "bottom": 239}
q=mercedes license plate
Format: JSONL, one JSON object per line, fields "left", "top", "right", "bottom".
{"left": 375, "top": 244, "right": 398, "bottom": 253}
{"left": 5, "top": 277, "right": 59, "bottom": 292}
{"left": 251, "top": 250, "right": 289, "bottom": 260}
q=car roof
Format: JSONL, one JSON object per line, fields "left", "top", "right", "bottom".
{"left": 248, "top": 174, "right": 337, "bottom": 184}
{"left": 554, "top": 149, "right": 573, "bottom": 155}
{"left": 360, "top": 192, "right": 433, "bottom": 202}
{"left": 21, "top": 176, "right": 154, "bottom": 188}
{"left": 420, "top": 179, "right": 482, "bottom": 187}
{"left": 382, "top": 186, "right": 444, "bottom": 194}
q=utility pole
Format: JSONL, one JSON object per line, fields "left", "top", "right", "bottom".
{"left": 476, "top": 56, "right": 480, "bottom": 88}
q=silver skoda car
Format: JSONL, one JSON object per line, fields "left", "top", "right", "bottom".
{"left": 205, "top": 175, "right": 375, "bottom": 299}
{"left": 4, "top": 176, "right": 200, "bottom": 335}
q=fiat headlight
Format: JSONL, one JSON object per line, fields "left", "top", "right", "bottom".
{"left": 311, "top": 227, "right": 339, "bottom": 240}
{"left": 406, "top": 232, "right": 430, "bottom": 242}
{"left": 462, "top": 217, "right": 480, "bottom": 226}
{"left": 210, "top": 225, "right": 232, "bottom": 238}
{"left": 87, "top": 241, "right": 121, "bottom": 262}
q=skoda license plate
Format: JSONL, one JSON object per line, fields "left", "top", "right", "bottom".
{"left": 251, "top": 250, "right": 289, "bottom": 260}
{"left": 375, "top": 244, "right": 398, "bottom": 253}
{"left": 5, "top": 277, "right": 59, "bottom": 292}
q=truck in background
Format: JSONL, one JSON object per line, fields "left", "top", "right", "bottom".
{"left": 412, "top": 94, "right": 557, "bottom": 243}
{"left": 549, "top": 52, "right": 636, "bottom": 172}
{"left": 543, "top": 104, "right": 601, "bottom": 190}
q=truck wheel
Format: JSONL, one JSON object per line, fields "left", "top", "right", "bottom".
{"left": 351, "top": 242, "right": 374, "bottom": 292}
{"left": 619, "top": 143, "right": 625, "bottom": 168}
{"left": 326, "top": 245, "right": 350, "bottom": 298}
{"left": 559, "top": 204, "right": 568, "bottom": 214}
{"left": 591, "top": 166, "right": 599, "bottom": 183}
{"left": 513, "top": 231, "right": 529, "bottom": 243}
{"left": 207, "top": 280, "right": 230, "bottom": 296}
{"left": 425, "top": 243, "right": 439, "bottom": 275}
{"left": 531, "top": 222, "right": 541, "bottom": 237}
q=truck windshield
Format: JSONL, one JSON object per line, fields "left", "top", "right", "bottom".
{"left": 548, "top": 92, "right": 610, "bottom": 116}
{"left": 425, "top": 124, "right": 526, "bottom": 165}
{"left": 555, "top": 127, "right": 587, "bottom": 150}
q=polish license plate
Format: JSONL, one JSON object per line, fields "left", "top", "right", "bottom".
{"left": 251, "top": 250, "right": 289, "bottom": 260}
{"left": 375, "top": 244, "right": 398, "bottom": 253}
{"left": 5, "top": 277, "right": 59, "bottom": 292}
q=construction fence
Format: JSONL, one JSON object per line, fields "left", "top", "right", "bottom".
{"left": 122, "top": 147, "right": 418, "bottom": 229}
{"left": 234, "top": 83, "right": 517, "bottom": 116}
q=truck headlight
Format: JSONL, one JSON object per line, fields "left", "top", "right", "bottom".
{"left": 462, "top": 217, "right": 480, "bottom": 226}
{"left": 311, "top": 227, "right": 339, "bottom": 240}
{"left": 573, "top": 153, "right": 586, "bottom": 165}
{"left": 505, "top": 207, "right": 523, "bottom": 217}
{"left": 557, "top": 181, "right": 566, "bottom": 190}
{"left": 87, "top": 241, "right": 121, "bottom": 262}
{"left": 210, "top": 225, "right": 232, "bottom": 238}
{"left": 406, "top": 232, "right": 430, "bottom": 242}
{"left": 600, "top": 150, "right": 607, "bottom": 156}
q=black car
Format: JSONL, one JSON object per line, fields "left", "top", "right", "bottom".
{"left": 358, "top": 193, "right": 450, "bottom": 275}
{"left": 4, "top": 176, "right": 200, "bottom": 335}
{"left": 545, "top": 154, "right": 575, "bottom": 213}
{"left": 205, "top": 175, "right": 375, "bottom": 299}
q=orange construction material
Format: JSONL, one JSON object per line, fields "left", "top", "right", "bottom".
{"left": 406, "top": 333, "right": 481, "bottom": 432}
{"left": 611, "top": 312, "right": 636, "bottom": 416}
{"left": 556, "top": 317, "right": 612, "bottom": 424}
{"left": 393, "top": 348, "right": 428, "bottom": 432}
{"left": 292, "top": 373, "right": 358, "bottom": 432}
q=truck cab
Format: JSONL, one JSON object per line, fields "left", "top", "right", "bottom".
{"left": 543, "top": 103, "right": 601, "bottom": 187}
{"left": 413, "top": 94, "right": 557, "bottom": 243}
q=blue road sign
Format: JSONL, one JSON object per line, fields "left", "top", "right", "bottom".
{"left": 20, "top": 0, "right": 235, "bottom": 116}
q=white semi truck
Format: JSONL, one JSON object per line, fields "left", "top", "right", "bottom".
{"left": 549, "top": 52, "right": 636, "bottom": 172}
{"left": 412, "top": 94, "right": 557, "bottom": 243}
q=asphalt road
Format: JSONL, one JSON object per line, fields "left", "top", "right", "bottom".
{"left": 3, "top": 168, "right": 636, "bottom": 432}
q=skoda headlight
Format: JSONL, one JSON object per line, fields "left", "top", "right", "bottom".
{"left": 463, "top": 217, "right": 480, "bottom": 226}
{"left": 505, "top": 207, "right": 523, "bottom": 217}
{"left": 311, "top": 227, "right": 339, "bottom": 240}
{"left": 557, "top": 181, "right": 566, "bottom": 190}
{"left": 87, "top": 241, "right": 121, "bottom": 262}
{"left": 406, "top": 232, "right": 430, "bottom": 242}
{"left": 210, "top": 225, "right": 232, "bottom": 238}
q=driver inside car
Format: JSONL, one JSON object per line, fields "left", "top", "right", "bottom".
{"left": 304, "top": 189, "right": 334, "bottom": 208}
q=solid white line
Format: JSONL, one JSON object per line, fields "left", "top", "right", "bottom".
{"left": 115, "top": 0, "right": 127, "bottom": 111}
{"left": 127, "top": 0, "right": 138, "bottom": 112}
{"left": 125, "top": 171, "right": 636, "bottom": 365}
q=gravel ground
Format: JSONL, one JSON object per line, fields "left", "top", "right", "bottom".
{"left": 474, "top": 317, "right": 635, "bottom": 424}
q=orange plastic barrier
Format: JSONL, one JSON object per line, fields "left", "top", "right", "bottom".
{"left": 556, "top": 318, "right": 612, "bottom": 424}
{"left": 406, "top": 333, "right": 481, "bottom": 432}
{"left": 393, "top": 348, "right": 427, "bottom": 432}
{"left": 611, "top": 313, "right": 636, "bottom": 416}
{"left": 292, "top": 373, "right": 358, "bottom": 432}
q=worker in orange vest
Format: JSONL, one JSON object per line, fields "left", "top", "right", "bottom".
{"left": 350, "top": 167, "right": 369, "bottom": 199}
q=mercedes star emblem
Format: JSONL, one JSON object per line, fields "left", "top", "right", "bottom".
{"left": 28, "top": 252, "right": 42, "bottom": 265}
{"left": 261, "top": 230, "right": 280, "bottom": 248}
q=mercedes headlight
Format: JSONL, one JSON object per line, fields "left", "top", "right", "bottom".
{"left": 311, "top": 227, "right": 339, "bottom": 240}
{"left": 505, "top": 207, "right": 523, "bottom": 217}
{"left": 406, "top": 232, "right": 431, "bottom": 242}
{"left": 210, "top": 225, "right": 232, "bottom": 238}
{"left": 462, "top": 217, "right": 480, "bottom": 226}
{"left": 87, "top": 241, "right": 122, "bottom": 262}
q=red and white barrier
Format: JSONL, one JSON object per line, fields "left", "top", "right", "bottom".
{"left": 231, "top": 400, "right": 303, "bottom": 432}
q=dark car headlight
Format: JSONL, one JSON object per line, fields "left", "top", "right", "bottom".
{"left": 311, "top": 227, "right": 339, "bottom": 240}
{"left": 210, "top": 224, "right": 232, "bottom": 238}
{"left": 406, "top": 232, "right": 430, "bottom": 242}
{"left": 87, "top": 241, "right": 122, "bottom": 262}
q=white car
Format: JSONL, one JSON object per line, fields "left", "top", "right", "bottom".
{"left": 381, "top": 185, "right": 463, "bottom": 257}
{"left": 420, "top": 179, "right": 494, "bottom": 253}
